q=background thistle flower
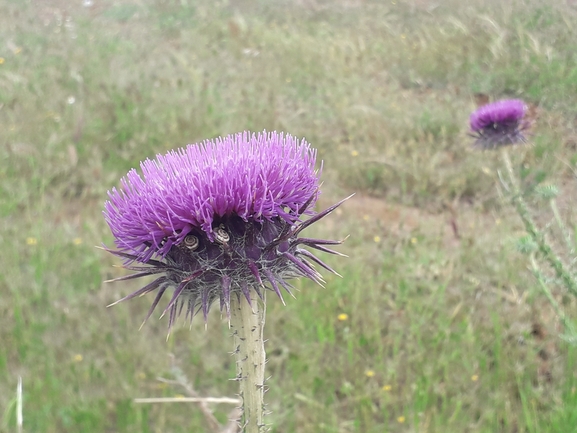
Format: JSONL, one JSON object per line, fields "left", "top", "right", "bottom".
{"left": 468, "top": 98, "right": 577, "bottom": 348}
{"left": 103, "top": 130, "right": 346, "bottom": 327}
{"left": 469, "top": 99, "right": 528, "bottom": 149}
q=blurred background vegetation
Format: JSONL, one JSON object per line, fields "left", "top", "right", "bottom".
{"left": 1, "top": 0, "right": 577, "bottom": 431}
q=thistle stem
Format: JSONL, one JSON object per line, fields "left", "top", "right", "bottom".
{"left": 549, "top": 198, "right": 575, "bottom": 257}
{"left": 529, "top": 255, "right": 577, "bottom": 338}
{"left": 230, "top": 290, "right": 267, "bottom": 433}
{"left": 501, "top": 149, "right": 577, "bottom": 296}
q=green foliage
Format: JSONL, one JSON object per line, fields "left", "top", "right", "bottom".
{"left": 1, "top": 0, "right": 577, "bottom": 431}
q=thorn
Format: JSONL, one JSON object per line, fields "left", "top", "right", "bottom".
{"left": 253, "top": 284, "right": 264, "bottom": 301}
{"left": 303, "top": 242, "right": 349, "bottom": 257}
{"left": 263, "top": 269, "right": 285, "bottom": 305}
{"left": 295, "top": 236, "right": 345, "bottom": 247}
{"left": 201, "top": 288, "right": 210, "bottom": 323}
{"left": 104, "top": 269, "right": 160, "bottom": 283}
{"left": 297, "top": 249, "right": 342, "bottom": 277}
{"left": 221, "top": 275, "right": 232, "bottom": 320}
{"left": 277, "top": 278, "right": 297, "bottom": 300}
{"left": 106, "top": 277, "right": 168, "bottom": 307}
{"left": 240, "top": 281, "right": 253, "bottom": 310}
{"left": 248, "top": 261, "right": 263, "bottom": 286}
{"left": 284, "top": 252, "right": 325, "bottom": 286}
{"left": 159, "top": 278, "right": 190, "bottom": 318}
{"left": 294, "top": 194, "right": 354, "bottom": 236}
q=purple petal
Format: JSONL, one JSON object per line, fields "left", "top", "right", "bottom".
{"left": 469, "top": 99, "right": 526, "bottom": 132}
{"left": 104, "top": 131, "right": 321, "bottom": 262}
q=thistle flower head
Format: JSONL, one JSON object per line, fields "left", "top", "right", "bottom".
{"left": 469, "top": 99, "right": 528, "bottom": 149}
{"left": 103, "top": 131, "right": 346, "bottom": 327}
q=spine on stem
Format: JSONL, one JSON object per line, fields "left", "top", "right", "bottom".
{"left": 502, "top": 149, "right": 577, "bottom": 295}
{"left": 230, "top": 290, "right": 267, "bottom": 433}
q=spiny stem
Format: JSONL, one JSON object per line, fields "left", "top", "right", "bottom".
{"left": 501, "top": 148, "right": 519, "bottom": 192}
{"left": 529, "top": 255, "right": 577, "bottom": 338}
{"left": 501, "top": 149, "right": 577, "bottom": 296}
{"left": 549, "top": 198, "right": 575, "bottom": 257}
{"left": 230, "top": 290, "right": 267, "bottom": 433}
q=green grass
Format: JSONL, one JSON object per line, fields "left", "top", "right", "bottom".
{"left": 2, "top": 0, "right": 577, "bottom": 431}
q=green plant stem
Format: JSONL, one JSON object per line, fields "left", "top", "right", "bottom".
{"left": 529, "top": 255, "right": 576, "bottom": 338}
{"left": 230, "top": 290, "right": 267, "bottom": 433}
{"left": 501, "top": 149, "right": 577, "bottom": 296}
{"left": 549, "top": 198, "right": 575, "bottom": 256}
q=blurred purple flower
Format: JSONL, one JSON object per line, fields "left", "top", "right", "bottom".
{"left": 103, "top": 131, "right": 347, "bottom": 327}
{"left": 470, "top": 99, "right": 528, "bottom": 149}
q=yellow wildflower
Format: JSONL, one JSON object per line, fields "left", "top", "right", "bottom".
{"left": 26, "top": 237, "right": 38, "bottom": 245}
{"left": 337, "top": 313, "right": 349, "bottom": 321}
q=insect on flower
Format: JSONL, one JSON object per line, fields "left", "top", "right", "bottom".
{"left": 102, "top": 131, "right": 349, "bottom": 329}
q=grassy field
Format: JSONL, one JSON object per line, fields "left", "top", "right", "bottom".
{"left": 2, "top": 0, "right": 577, "bottom": 431}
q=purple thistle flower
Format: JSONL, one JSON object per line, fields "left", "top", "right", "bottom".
{"left": 469, "top": 99, "right": 529, "bottom": 149}
{"left": 103, "top": 131, "right": 347, "bottom": 327}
